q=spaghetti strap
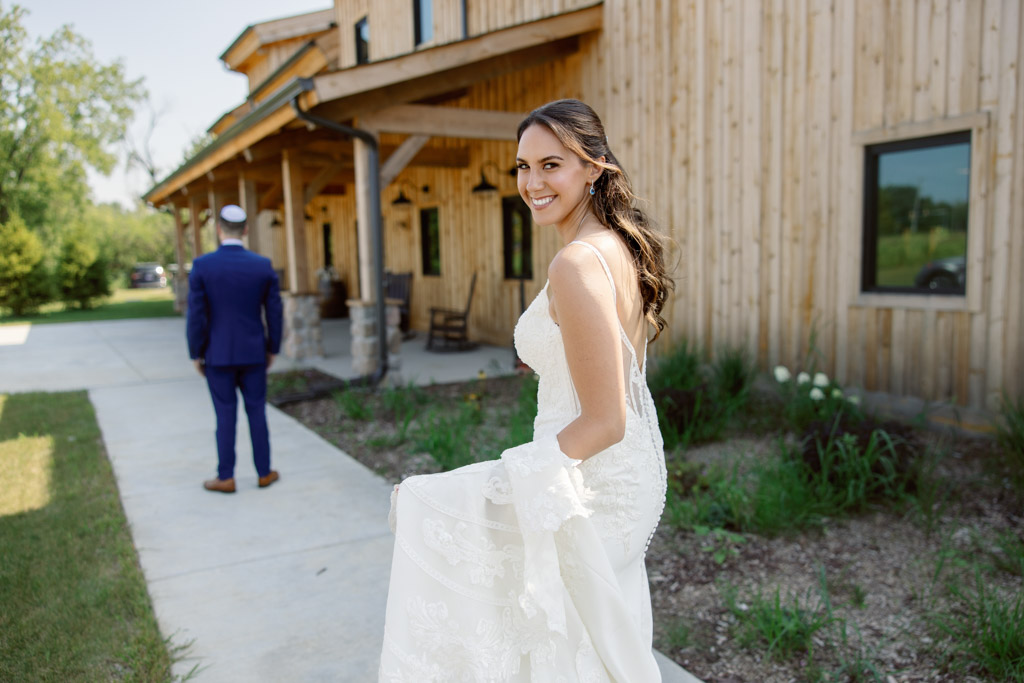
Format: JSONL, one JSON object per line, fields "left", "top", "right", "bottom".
{"left": 569, "top": 240, "right": 616, "bottom": 303}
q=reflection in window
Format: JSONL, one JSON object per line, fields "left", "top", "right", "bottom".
{"left": 414, "top": 0, "right": 433, "bottom": 46}
{"left": 420, "top": 207, "right": 441, "bottom": 276}
{"left": 502, "top": 196, "right": 532, "bottom": 280}
{"left": 355, "top": 16, "right": 369, "bottom": 65}
{"left": 863, "top": 132, "right": 970, "bottom": 294}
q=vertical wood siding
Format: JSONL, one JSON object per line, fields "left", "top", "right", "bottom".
{"left": 315, "top": 0, "right": 1020, "bottom": 410}
{"left": 577, "top": 0, "right": 1021, "bottom": 410}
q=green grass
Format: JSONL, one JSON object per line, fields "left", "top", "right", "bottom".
{"left": 0, "top": 288, "right": 176, "bottom": 326}
{"left": 722, "top": 571, "right": 838, "bottom": 661}
{"left": 996, "top": 392, "right": 1024, "bottom": 492}
{"left": 928, "top": 569, "right": 1024, "bottom": 681}
{"left": 0, "top": 391, "right": 176, "bottom": 681}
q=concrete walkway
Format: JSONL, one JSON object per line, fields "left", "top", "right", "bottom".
{"left": 0, "top": 317, "right": 700, "bottom": 682}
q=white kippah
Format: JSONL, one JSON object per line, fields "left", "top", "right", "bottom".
{"left": 220, "top": 204, "right": 246, "bottom": 223}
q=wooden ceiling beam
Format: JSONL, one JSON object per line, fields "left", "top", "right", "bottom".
{"left": 365, "top": 106, "right": 524, "bottom": 141}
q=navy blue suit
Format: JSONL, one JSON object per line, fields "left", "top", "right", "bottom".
{"left": 187, "top": 243, "right": 283, "bottom": 480}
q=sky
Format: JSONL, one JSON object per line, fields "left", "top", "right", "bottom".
{"left": 21, "top": 0, "right": 332, "bottom": 207}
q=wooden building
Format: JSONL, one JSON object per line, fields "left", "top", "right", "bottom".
{"left": 144, "top": 0, "right": 1023, "bottom": 411}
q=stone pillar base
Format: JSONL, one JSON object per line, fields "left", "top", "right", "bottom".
{"left": 283, "top": 293, "right": 324, "bottom": 360}
{"left": 172, "top": 277, "right": 189, "bottom": 315}
{"left": 348, "top": 298, "right": 402, "bottom": 382}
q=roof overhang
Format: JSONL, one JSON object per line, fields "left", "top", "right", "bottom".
{"left": 144, "top": 3, "right": 603, "bottom": 207}
{"left": 220, "top": 8, "right": 335, "bottom": 72}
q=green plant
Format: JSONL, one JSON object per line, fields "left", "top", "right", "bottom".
{"left": 772, "top": 365, "right": 864, "bottom": 434}
{"left": 333, "top": 388, "right": 373, "bottom": 420}
{"left": 928, "top": 569, "right": 1024, "bottom": 681}
{"left": 722, "top": 574, "right": 838, "bottom": 660}
{"left": 996, "top": 392, "right": 1024, "bottom": 491}
{"left": 663, "top": 618, "right": 692, "bottom": 651}
{"left": 990, "top": 531, "right": 1024, "bottom": 577}
{"left": 415, "top": 400, "right": 484, "bottom": 471}
{"left": 0, "top": 213, "right": 52, "bottom": 315}
{"left": 694, "top": 525, "right": 746, "bottom": 564}
{"left": 56, "top": 229, "right": 111, "bottom": 310}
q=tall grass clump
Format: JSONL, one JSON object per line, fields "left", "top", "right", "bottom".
{"left": 415, "top": 400, "right": 484, "bottom": 471}
{"left": 333, "top": 387, "right": 373, "bottom": 420}
{"left": 722, "top": 570, "right": 839, "bottom": 661}
{"left": 995, "top": 392, "right": 1024, "bottom": 492}
{"left": 651, "top": 341, "right": 753, "bottom": 450}
{"left": 927, "top": 570, "right": 1024, "bottom": 681}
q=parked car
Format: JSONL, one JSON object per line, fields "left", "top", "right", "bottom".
{"left": 130, "top": 263, "right": 167, "bottom": 288}
{"left": 914, "top": 255, "right": 965, "bottom": 292}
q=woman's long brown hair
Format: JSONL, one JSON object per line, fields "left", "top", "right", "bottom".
{"left": 517, "top": 99, "right": 674, "bottom": 341}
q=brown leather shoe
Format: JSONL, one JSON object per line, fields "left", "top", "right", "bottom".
{"left": 258, "top": 470, "right": 280, "bottom": 488}
{"left": 203, "top": 477, "right": 236, "bottom": 493}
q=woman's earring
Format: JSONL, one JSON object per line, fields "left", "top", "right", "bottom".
{"left": 589, "top": 183, "right": 596, "bottom": 196}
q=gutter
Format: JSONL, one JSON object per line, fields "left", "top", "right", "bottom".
{"left": 280, "top": 78, "right": 389, "bottom": 395}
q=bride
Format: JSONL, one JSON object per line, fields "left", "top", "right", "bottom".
{"left": 379, "top": 99, "right": 673, "bottom": 682}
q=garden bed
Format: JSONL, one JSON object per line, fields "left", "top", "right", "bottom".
{"left": 271, "top": 371, "right": 1023, "bottom": 683}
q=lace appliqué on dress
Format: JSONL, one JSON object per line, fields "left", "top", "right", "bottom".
{"left": 423, "top": 518, "right": 524, "bottom": 587}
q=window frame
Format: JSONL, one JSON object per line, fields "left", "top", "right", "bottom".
{"left": 861, "top": 130, "right": 971, "bottom": 296}
{"left": 850, "top": 112, "right": 989, "bottom": 313}
{"left": 413, "top": 0, "right": 433, "bottom": 47}
{"left": 501, "top": 195, "right": 533, "bottom": 280}
{"left": 354, "top": 16, "right": 369, "bottom": 65}
{"left": 419, "top": 207, "right": 441, "bottom": 277}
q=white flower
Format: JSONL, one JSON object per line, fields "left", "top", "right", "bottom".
{"left": 773, "top": 366, "right": 791, "bottom": 383}
{"left": 831, "top": 388, "right": 843, "bottom": 399}
{"left": 797, "top": 372, "right": 811, "bottom": 385}
{"left": 847, "top": 395, "right": 861, "bottom": 405}
{"left": 813, "top": 372, "right": 829, "bottom": 387}
{"left": 809, "top": 387, "right": 825, "bottom": 401}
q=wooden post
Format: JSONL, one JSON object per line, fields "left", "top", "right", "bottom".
{"left": 239, "top": 174, "right": 260, "bottom": 254}
{"left": 281, "top": 148, "right": 309, "bottom": 293}
{"left": 171, "top": 204, "right": 188, "bottom": 314}
{"left": 207, "top": 188, "right": 222, "bottom": 247}
{"left": 188, "top": 195, "right": 203, "bottom": 258}
{"left": 353, "top": 123, "right": 380, "bottom": 300}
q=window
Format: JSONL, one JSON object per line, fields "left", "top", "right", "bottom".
{"left": 322, "top": 222, "right": 332, "bottom": 268}
{"left": 355, "top": 16, "right": 369, "bottom": 65}
{"left": 420, "top": 207, "right": 441, "bottom": 276}
{"left": 413, "top": 0, "right": 433, "bottom": 46}
{"left": 862, "top": 131, "right": 970, "bottom": 295}
{"left": 502, "top": 196, "right": 533, "bottom": 280}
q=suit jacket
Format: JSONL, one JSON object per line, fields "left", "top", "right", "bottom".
{"left": 186, "top": 244, "right": 283, "bottom": 367}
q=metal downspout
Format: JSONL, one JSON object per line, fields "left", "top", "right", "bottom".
{"left": 289, "top": 80, "right": 388, "bottom": 389}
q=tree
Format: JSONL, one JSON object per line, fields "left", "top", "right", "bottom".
{"left": 0, "top": 4, "right": 145, "bottom": 236}
{"left": 56, "top": 228, "right": 110, "bottom": 309}
{"left": 0, "top": 213, "right": 51, "bottom": 315}
{"left": 84, "top": 201, "right": 176, "bottom": 284}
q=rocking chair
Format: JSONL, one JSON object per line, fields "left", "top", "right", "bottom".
{"left": 427, "top": 272, "right": 478, "bottom": 351}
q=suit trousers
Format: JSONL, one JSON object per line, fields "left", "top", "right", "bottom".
{"left": 205, "top": 364, "right": 270, "bottom": 480}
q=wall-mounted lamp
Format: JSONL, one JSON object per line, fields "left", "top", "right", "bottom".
{"left": 271, "top": 216, "right": 282, "bottom": 227}
{"left": 471, "top": 161, "right": 503, "bottom": 194}
{"left": 391, "top": 180, "right": 428, "bottom": 206}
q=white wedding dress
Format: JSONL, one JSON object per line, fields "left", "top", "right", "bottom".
{"left": 379, "top": 241, "right": 667, "bottom": 682}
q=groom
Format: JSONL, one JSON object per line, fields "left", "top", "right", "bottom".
{"left": 187, "top": 205, "right": 284, "bottom": 493}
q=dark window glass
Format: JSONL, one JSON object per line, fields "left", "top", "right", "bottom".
{"left": 420, "top": 207, "right": 441, "bottom": 276}
{"left": 322, "top": 222, "right": 333, "bottom": 268}
{"left": 863, "top": 132, "right": 970, "bottom": 294}
{"left": 502, "top": 196, "right": 533, "bottom": 280}
{"left": 413, "top": 0, "right": 433, "bottom": 46}
{"left": 355, "top": 17, "right": 369, "bottom": 65}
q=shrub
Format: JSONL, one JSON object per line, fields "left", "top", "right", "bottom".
{"left": 771, "top": 365, "right": 863, "bottom": 434}
{"left": 56, "top": 230, "right": 110, "bottom": 309}
{"left": 0, "top": 214, "right": 52, "bottom": 315}
{"left": 651, "top": 341, "right": 753, "bottom": 450}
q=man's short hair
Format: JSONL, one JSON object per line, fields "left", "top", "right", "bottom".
{"left": 219, "top": 205, "right": 246, "bottom": 236}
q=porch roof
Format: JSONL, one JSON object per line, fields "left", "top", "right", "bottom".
{"left": 143, "top": 3, "right": 603, "bottom": 207}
